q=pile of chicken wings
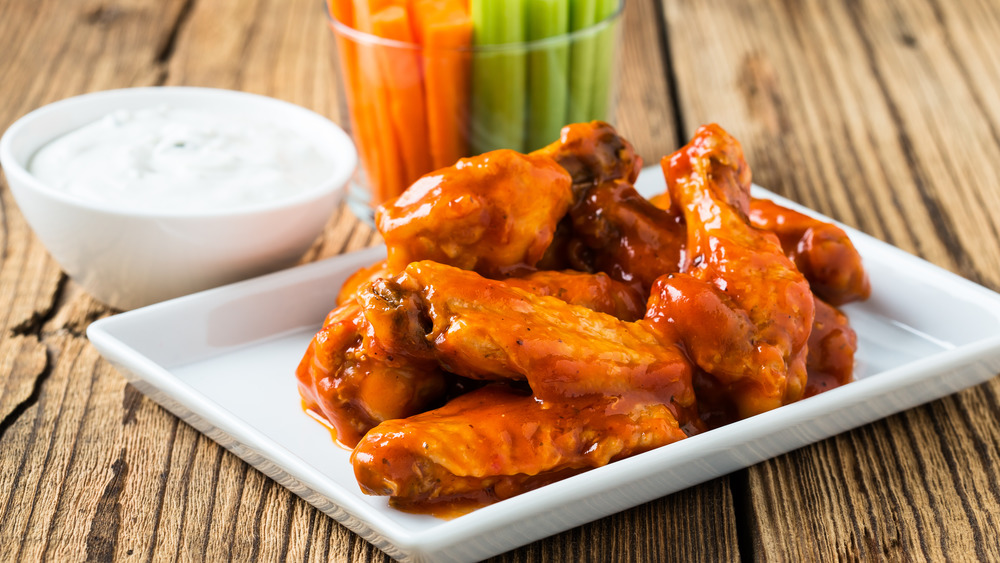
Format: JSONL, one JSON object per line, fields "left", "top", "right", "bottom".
{"left": 296, "top": 123, "right": 870, "bottom": 516}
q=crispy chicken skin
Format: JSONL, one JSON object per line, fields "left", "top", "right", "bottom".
{"left": 376, "top": 150, "right": 573, "bottom": 277}
{"left": 748, "top": 198, "right": 871, "bottom": 306}
{"left": 352, "top": 385, "right": 688, "bottom": 515}
{"left": 648, "top": 124, "right": 814, "bottom": 418}
{"left": 533, "top": 122, "right": 661, "bottom": 277}
{"left": 532, "top": 121, "right": 643, "bottom": 188}
{"left": 649, "top": 156, "right": 870, "bottom": 307}
{"left": 649, "top": 125, "right": 751, "bottom": 219}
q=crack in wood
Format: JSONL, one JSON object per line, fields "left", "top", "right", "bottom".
{"left": 10, "top": 311, "right": 48, "bottom": 337}
{"left": 121, "top": 383, "right": 143, "bottom": 426}
{"left": 730, "top": 469, "right": 755, "bottom": 563}
{"left": 0, "top": 345, "right": 52, "bottom": 445}
{"left": 651, "top": 0, "right": 687, "bottom": 147}
{"left": 0, "top": 271, "right": 68, "bottom": 444}
{"left": 9, "top": 274, "right": 67, "bottom": 338}
{"left": 85, "top": 448, "right": 129, "bottom": 562}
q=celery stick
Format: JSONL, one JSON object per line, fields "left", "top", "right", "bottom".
{"left": 470, "top": 0, "right": 527, "bottom": 153}
{"left": 589, "top": 0, "right": 620, "bottom": 120}
{"left": 525, "top": 0, "right": 569, "bottom": 151}
{"left": 567, "top": 0, "right": 598, "bottom": 123}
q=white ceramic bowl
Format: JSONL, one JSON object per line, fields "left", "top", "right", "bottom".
{"left": 0, "top": 87, "right": 357, "bottom": 310}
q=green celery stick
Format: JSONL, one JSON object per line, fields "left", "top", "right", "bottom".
{"left": 567, "top": 0, "right": 598, "bottom": 123}
{"left": 471, "top": 0, "right": 527, "bottom": 153}
{"left": 526, "top": 0, "right": 570, "bottom": 151}
{"left": 589, "top": 0, "right": 620, "bottom": 120}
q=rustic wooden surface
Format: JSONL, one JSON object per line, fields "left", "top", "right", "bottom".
{"left": 1, "top": 0, "right": 998, "bottom": 560}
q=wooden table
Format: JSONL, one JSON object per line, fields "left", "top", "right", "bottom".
{"left": 3, "top": 0, "right": 1000, "bottom": 560}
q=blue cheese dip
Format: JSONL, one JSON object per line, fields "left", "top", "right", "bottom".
{"left": 29, "top": 106, "right": 336, "bottom": 212}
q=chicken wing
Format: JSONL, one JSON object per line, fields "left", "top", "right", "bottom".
{"left": 650, "top": 125, "right": 751, "bottom": 219}
{"left": 805, "top": 298, "right": 857, "bottom": 397}
{"left": 532, "top": 121, "right": 643, "bottom": 188}
{"left": 648, "top": 124, "right": 814, "bottom": 418}
{"left": 358, "top": 261, "right": 698, "bottom": 424}
{"left": 296, "top": 300, "right": 447, "bottom": 447}
{"left": 300, "top": 121, "right": 866, "bottom": 517}
{"left": 352, "top": 384, "right": 687, "bottom": 515}
{"left": 376, "top": 150, "right": 573, "bottom": 277}
{"left": 748, "top": 198, "right": 871, "bottom": 305}
{"left": 336, "top": 260, "right": 392, "bottom": 306}
{"left": 502, "top": 269, "right": 646, "bottom": 321}
{"left": 569, "top": 178, "right": 686, "bottom": 293}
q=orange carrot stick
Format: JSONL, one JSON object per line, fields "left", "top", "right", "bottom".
{"left": 371, "top": 6, "right": 434, "bottom": 184}
{"left": 353, "top": 0, "right": 407, "bottom": 204}
{"left": 411, "top": 0, "right": 472, "bottom": 168}
{"left": 327, "top": 0, "right": 386, "bottom": 197}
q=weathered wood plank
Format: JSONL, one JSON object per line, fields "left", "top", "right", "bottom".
{"left": 0, "top": 0, "right": 234, "bottom": 561}
{"left": 0, "top": 2, "right": 189, "bottom": 560}
{"left": 489, "top": 479, "right": 739, "bottom": 562}
{"left": 744, "top": 386, "right": 1000, "bottom": 561}
{"left": 615, "top": 0, "right": 680, "bottom": 163}
{"left": 162, "top": 0, "right": 342, "bottom": 116}
{"left": 663, "top": 0, "right": 1000, "bottom": 559}
{"left": 0, "top": 336, "right": 47, "bottom": 423}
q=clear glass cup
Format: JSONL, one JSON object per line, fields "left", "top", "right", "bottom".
{"left": 326, "top": 0, "right": 624, "bottom": 223}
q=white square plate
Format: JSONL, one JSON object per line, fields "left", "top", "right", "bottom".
{"left": 88, "top": 169, "right": 1000, "bottom": 562}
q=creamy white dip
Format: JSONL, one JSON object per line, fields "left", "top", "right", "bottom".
{"left": 29, "top": 106, "right": 336, "bottom": 212}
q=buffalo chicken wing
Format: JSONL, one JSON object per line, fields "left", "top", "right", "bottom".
{"left": 358, "top": 261, "right": 699, "bottom": 424}
{"left": 650, "top": 124, "right": 814, "bottom": 418}
{"left": 352, "top": 385, "right": 688, "bottom": 515}
{"left": 748, "top": 198, "right": 871, "bottom": 305}
{"left": 532, "top": 121, "right": 643, "bottom": 189}
{"left": 376, "top": 150, "right": 572, "bottom": 277}
{"left": 569, "top": 178, "right": 686, "bottom": 293}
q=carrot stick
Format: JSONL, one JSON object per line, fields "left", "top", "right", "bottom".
{"left": 411, "top": 0, "right": 472, "bottom": 168}
{"left": 353, "top": 0, "right": 407, "bottom": 204}
{"left": 327, "top": 0, "right": 354, "bottom": 26}
{"left": 371, "top": 6, "right": 434, "bottom": 184}
{"left": 327, "top": 0, "right": 386, "bottom": 197}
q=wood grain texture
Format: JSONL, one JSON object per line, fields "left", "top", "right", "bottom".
{"left": 614, "top": 0, "right": 681, "bottom": 164}
{"left": 0, "top": 2, "right": 187, "bottom": 559}
{"left": 0, "top": 0, "right": 190, "bottom": 418}
{"left": 488, "top": 479, "right": 739, "bottom": 562}
{"left": 663, "top": 0, "right": 1000, "bottom": 560}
